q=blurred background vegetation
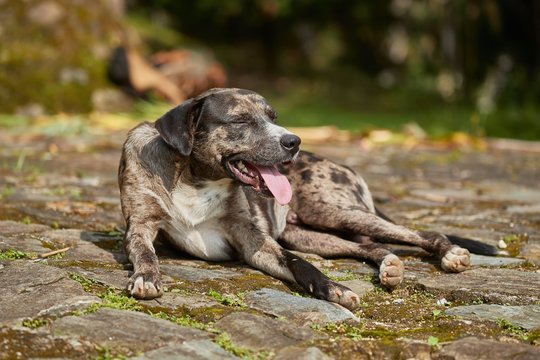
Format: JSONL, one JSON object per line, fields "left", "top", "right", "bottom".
{"left": 1, "top": 0, "right": 539, "bottom": 140}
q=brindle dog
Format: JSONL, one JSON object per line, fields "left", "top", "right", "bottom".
{"left": 119, "top": 88, "right": 480, "bottom": 310}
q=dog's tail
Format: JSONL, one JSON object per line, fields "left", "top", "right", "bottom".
{"left": 446, "top": 234, "right": 499, "bottom": 256}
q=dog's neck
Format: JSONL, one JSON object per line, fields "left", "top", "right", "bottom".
{"left": 178, "top": 158, "right": 232, "bottom": 188}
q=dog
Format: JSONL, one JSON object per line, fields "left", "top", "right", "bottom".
{"left": 118, "top": 88, "right": 487, "bottom": 310}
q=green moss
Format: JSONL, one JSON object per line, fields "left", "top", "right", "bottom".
{"left": 328, "top": 284, "right": 516, "bottom": 346}
{"left": 151, "top": 311, "right": 210, "bottom": 331}
{"left": 208, "top": 290, "right": 247, "bottom": 308}
{"left": 92, "top": 347, "right": 127, "bottom": 360}
{"left": 427, "top": 336, "right": 439, "bottom": 346}
{"left": 188, "top": 305, "right": 235, "bottom": 323}
{"left": 502, "top": 233, "right": 529, "bottom": 257}
{"left": 0, "top": 185, "right": 15, "bottom": 200}
{"left": 322, "top": 269, "right": 357, "bottom": 282}
{"left": 69, "top": 273, "right": 105, "bottom": 293}
{"left": 527, "top": 328, "right": 540, "bottom": 345}
{"left": 69, "top": 272, "right": 142, "bottom": 314}
{"left": 0, "top": 328, "right": 98, "bottom": 359}
{"left": 496, "top": 318, "right": 529, "bottom": 341}
{"left": 96, "top": 291, "right": 143, "bottom": 312}
{"left": 0, "top": 0, "right": 120, "bottom": 113}
{"left": 215, "top": 332, "right": 273, "bottom": 360}
{"left": 21, "top": 317, "right": 50, "bottom": 329}
{"left": 60, "top": 267, "right": 277, "bottom": 359}
{"left": 163, "top": 271, "right": 289, "bottom": 298}
{"left": 21, "top": 216, "right": 32, "bottom": 224}
{"left": 0, "top": 249, "right": 35, "bottom": 260}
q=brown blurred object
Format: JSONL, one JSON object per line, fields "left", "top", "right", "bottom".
{"left": 107, "top": 46, "right": 227, "bottom": 104}
{"left": 152, "top": 49, "right": 228, "bottom": 99}
{"left": 126, "top": 49, "right": 185, "bottom": 104}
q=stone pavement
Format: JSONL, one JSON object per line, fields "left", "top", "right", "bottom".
{"left": 1, "top": 128, "right": 539, "bottom": 359}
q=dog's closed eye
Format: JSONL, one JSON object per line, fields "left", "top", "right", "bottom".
{"left": 265, "top": 108, "right": 277, "bottom": 123}
{"left": 230, "top": 114, "right": 252, "bottom": 124}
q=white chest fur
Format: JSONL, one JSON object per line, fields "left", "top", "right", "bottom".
{"left": 170, "top": 179, "right": 232, "bottom": 226}
{"left": 164, "top": 178, "right": 235, "bottom": 261}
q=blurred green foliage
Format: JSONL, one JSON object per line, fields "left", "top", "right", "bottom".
{"left": 0, "top": 1, "right": 538, "bottom": 139}
{"left": 129, "top": 0, "right": 540, "bottom": 139}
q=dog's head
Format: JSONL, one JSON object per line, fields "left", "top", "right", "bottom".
{"left": 155, "top": 88, "right": 300, "bottom": 205}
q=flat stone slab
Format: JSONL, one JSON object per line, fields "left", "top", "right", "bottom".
{"left": 446, "top": 304, "right": 540, "bottom": 330}
{"left": 214, "top": 312, "right": 315, "bottom": 351}
{"left": 0, "top": 221, "right": 51, "bottom": 254}
{"left": 39, "top": 229, "right": 127, "bottom": 264}
{"left": 522, "top": 243, "right": 540, "bottom": 265}
{"left": 160, "top": 264, "right": 240, "bottom": 282}
{"left": 417, "top": 268, "right": 540, "bottom": 305}
{"left": 141, "top": 292, "right": 220, "bottom": 311}
{"left": 131, "top": 340, "right": 238, "bottom": 360}
{"left": 0, "top": 327, "right": 97, "bottom": 359}
{"left": 0, "top": 260, "right": 99, "bottom": 326}
{"left": 37, "top": 296, "right": 101, "bottom": 318}
{"left": 507, "top": 203, "right": 540, "bottom": 214}
{"left": 0, "top": 220, "right": 50, "bottom": 235}
{"left": 410, "top": 184, "right": 540, "bottom": 204}
{"left": 245, "top": 288, "right": 358, "bottom": 325}
{"left": 51, "top": 308, "right": 212, "bottom": 355}
{"left": 438, "top": 336, "right": 540, "bottom": 359}
{"left": 66, "top": 266, "right": 131, "bottom": 290}
{"left": 470, "top": 254, "right": 525, "bottom": 267}
{"left": 338, "top": 279, "right": 375, "bottom": 297}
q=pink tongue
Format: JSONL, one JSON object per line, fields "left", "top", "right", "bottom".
{"left": 255, "top": 165, "right": 292, "bottom": 205}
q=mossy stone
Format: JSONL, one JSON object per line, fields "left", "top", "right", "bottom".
{"left": 0, "top": 0, "right": 124, "bottom": 113}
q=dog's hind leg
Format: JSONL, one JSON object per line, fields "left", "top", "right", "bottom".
{"left": 294, "top": 205, "right": 470, "bottom": 273}
{"left": 280, "top": 224, "right": 404, "bottom": 288}
{"left": 285, "top": 153, "right": 470, "bottom": 273}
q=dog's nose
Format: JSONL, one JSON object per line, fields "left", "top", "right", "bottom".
{"left": 280, "top": 134, "right": 301, "bottom": 151}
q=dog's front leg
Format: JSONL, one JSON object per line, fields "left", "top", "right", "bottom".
{"left": 227, "top": 220, "right": 360, "bottom": 310}
{"left": 124, "top": 221, "right": 163, "bottom": 299}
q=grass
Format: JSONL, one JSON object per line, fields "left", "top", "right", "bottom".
{"left": 264, "top": 83, "right": 539, "bottom": 140}
{"left": 268, "top": 93, "right": 474, "bottom": 137}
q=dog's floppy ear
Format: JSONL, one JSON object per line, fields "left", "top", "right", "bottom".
{"left": 155, "top": 98, "right": 202, "bottom": 156}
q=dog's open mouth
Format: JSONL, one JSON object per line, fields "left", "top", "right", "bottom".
{"left": 227, "top": 160, "right": 292, "bottom": 205}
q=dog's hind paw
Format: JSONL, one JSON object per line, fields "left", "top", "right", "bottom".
{"left": 324, "top": 282, "right": 360, "bottom": 311}
{"left": 127, "top": 271, "right": 163, "bottom": 299}
{"left": 441, "top": 246, "right": 470, "bottom": 273}
{"left": 379, "top": 254, "right": 404, "bottom": 288}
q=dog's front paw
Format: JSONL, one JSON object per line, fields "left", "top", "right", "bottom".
{"left": 127, "top": 270, "right": 163, "bottom": 299}
{"left": 317, "top": 282, "right": 360, "bottom": 311}
{"left": 379, "top": 254, "right": 404, "bottom": 288}
{"left": 441, "top": 246, "right": 470, "bottom": 272}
